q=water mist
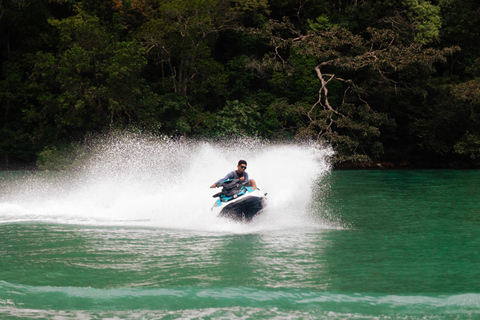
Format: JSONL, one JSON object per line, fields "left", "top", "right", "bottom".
{"left": 0, "top": 134, "right": 334, "bottom": 232}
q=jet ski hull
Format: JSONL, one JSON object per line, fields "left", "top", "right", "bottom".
{"left": 218, "top": 194, "right": 266, "bottom": 222}
{"left": 211, "top": 184, "right": 267, "bottom": 222}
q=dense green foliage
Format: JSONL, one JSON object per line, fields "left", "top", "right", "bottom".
{"left": 1, "top": 0, "right": 479, "bottom": 168}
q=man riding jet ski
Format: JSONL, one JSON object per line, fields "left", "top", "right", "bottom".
{"left": 210, "top": 160, "right": 267, "bottom": 222}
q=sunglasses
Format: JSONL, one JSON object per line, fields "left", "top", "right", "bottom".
{"left": 240, "top": 166, "right": 247, "bottom": 169}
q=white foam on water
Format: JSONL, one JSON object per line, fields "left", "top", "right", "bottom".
{"left": 0, "top": 134, "right": 335, "bottom": 232}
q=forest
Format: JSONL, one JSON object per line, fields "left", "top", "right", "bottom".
{"left": 1, "top": 0, "right": 479, "bottom": 169}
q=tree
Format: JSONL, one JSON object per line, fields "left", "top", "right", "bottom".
{"left": 256, "top": 2, "right": 458, "bottom": 162}
{"left": 0, "top": 0, "right": 74, "bottom": 166}
{"left": 135, "top": 0, "right": 269, "bottom": 105}
{"left": 26, "top": 7, "right": 158, "bottom": 147}
{"left": 211, "top": 100, "right": 264, "bottom": 136}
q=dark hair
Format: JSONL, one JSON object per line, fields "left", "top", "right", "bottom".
{"left": 238, "top": 160, "right": 247, "bottom": 166}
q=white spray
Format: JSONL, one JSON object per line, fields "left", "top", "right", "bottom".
{"left": 0, "top": 134, "right": 335, "bottom": 232}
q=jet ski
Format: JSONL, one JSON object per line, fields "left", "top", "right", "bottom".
{"left": 211, "top": 179, "right": 267, "bottom": 222}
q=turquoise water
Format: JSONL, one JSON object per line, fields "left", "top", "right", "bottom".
{"left": 1, "top": 139, "right": 480, "bottom": 319}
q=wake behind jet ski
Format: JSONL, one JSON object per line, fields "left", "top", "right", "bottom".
{"left": 211, "top": 179, "right": 267, "bottom": 222}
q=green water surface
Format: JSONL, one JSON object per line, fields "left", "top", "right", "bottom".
{"left": 1, "top": 170, "right": 480, "bottom": 319}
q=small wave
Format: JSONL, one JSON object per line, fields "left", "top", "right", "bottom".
{"left": 1, "top": 282, "right": 480, "bottom": 319}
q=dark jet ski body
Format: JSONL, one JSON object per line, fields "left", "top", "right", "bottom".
{"left": 211, "top": 179, "right": 267, "bottom": 222}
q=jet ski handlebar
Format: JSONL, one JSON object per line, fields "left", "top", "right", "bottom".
{"left": 215, "top": 179, "right": 249, "bottom": 189}
{"left": 212, "top": 179, "right": 249, "bottom": 198}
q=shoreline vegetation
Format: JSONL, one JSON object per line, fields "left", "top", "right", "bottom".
{"left": 1, "top": 130, "right": 480, "bottom": 171}
{"left": 3, "top": 163, "right": 480, "bottom": 171}
{"left": 334, "top": 161, "right": 480, "bottom": 170}
{"left": 1, "top": 1, "right": 479, "bottom": 168}
{"left": 3, "top": 162, "right": 480, "bottom": 171}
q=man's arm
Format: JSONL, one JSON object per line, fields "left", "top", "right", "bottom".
{"left": 210, "top": 171, "right": 234, "bottom": 188}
